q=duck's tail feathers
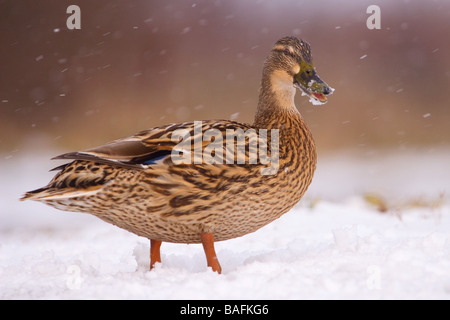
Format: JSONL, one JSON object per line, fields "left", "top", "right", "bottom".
{"left": 20, "top": 185, "right": 103, "bottom": 202}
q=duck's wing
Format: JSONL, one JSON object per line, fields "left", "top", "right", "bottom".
{"left": 52, "top": 120, "right": 259, "bottom": 170}
{"left": 52, "top": 123, "right": 187, "bottom": 170}
{"left": 21, "top": 120, "right": 264, "bottom": 202}
{"left": 21, "top": 124, "right": 187, "bottom": 201}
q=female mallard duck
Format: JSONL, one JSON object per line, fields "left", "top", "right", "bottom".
{"left": 21, "top": 36, "right": 333, "bottom": 274}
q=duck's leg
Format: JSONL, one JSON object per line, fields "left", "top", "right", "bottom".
{"left": 200, "top": 232, "right": 222, "bottom": 274}
{"left": 150, "top": 239, "right": 162, "bottom": 270}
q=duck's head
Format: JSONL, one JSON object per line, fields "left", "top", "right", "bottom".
{"left": 267, "top": 36, "right": 334, "bottom": 105}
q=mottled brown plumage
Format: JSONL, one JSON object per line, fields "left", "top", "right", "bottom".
{"left": 21, "top": 36, "right": 333, "bottom": 273}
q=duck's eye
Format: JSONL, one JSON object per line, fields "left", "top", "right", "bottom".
{"left": 283, "top": 48, "right": 294, "bottom": 57}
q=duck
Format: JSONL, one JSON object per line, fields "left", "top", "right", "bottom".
{"left": 21, "top": 36, "right": 333, "bottom": 274}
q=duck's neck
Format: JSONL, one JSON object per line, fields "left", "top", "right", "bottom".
{"left": 253, "top": 69, "right": 301, "bottom": 129}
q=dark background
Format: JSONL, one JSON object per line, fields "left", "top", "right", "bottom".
{"left": 1, "top": 0, "right": 449, "bottom": 155}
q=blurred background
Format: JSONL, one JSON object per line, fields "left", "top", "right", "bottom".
{"left": 1, "top": 0, "right": 449, "bottom": 210}
{"left": 1, "top": 1, "right": 449, "bottom": 297}
{"left": 1, "top": 0, "right": 449, "bottom": 152}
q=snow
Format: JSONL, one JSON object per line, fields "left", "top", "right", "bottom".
{"left": 229, "top": 112, "right": 240, "bottom": 121}
{"left": 309, "top": 96, "right": 324, "bottom": 106}
{"left": 1, "top": 149, "right": 450, "bottom": 299}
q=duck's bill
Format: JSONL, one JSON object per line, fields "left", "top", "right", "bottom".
{"left": 294, "top": 68, "right": 334, "bottom": 106}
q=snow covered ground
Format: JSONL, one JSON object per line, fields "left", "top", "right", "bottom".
{"left": 1, "top": 148, "right": 449, "bottom": 299}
